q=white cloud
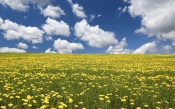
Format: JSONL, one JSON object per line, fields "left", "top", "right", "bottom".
{"left": 106, "top": 39, "right": 159, "bottom": 54}
{"left": 42, "top": 18, "right": 70, "bottom": 37}
{"left": 0, "top": 47, "right": 26, "bottom": 53}
{"left": 118, "top": 6, "right": 127, "bottom": 13}
{"left": 89, "top": 14, "right": 102, "bottom": 22}
{"left": 53, "top": 38, "right": 84, "bottom": 54}
{"left": 0, "top": 0, "right": 50, "bottom": 11}
{"left": 0, "top": 19, "right": 18, "bottom": 30}
{"left": 29, "top": 0, "right": 50, "bottom": 7}
{"left": 40, "top": 5, "right": 65, "bottom": 19}
{"left": 0, "top": 18, "right": 44, "bottom": 43}
{"left": 172, "top": 41, "right": 175, "bottom": 47}
{"left": 45, "top": 36, "right": 53, "bottom": 41}
{"left": 134, "top": 41, "right": 157, "bottom": 54}
{"left": 18, "top": 26, "right": 44, "bottom": 44}
{"left": 17, "top": 42, "right": 28, "bottom": 49}
{"left": 74, "top": 19, "right": 118, "bottom": 48}
{"left": 128, "top": 0, "right": 175, "bottom": 41}
{"left": 67, "top": 0, "right": 86, "bottom": 18}
{"left": 90, "top": 15, "right": 95, "bottom": 22}
{"left": 106, "top": 38, "right": 133, "bottom": 54}
{"left": 45, "top": 48, "right": 57, "bottom": 53}
{"left": 32, "top": 46, "right": 38, "bottom": 49}
{"left": 97, "top": 14, "right": 102, "bottom": 18}
{"left": 0, "top": 18, "right": 3, "bottom": 26}
{"left": 0, "top": 0, "right": 29, "bottom": 11}
{"left": 162, "top": 45, "right": 172, "bottom": 53}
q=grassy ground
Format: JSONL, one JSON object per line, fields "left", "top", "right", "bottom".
{"left": 0, "top": 53, "right": 175, "bottom": 109}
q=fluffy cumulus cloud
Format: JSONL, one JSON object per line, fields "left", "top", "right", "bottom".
{"left": 134, "top": 41, "right": 157, "bottom": 54}
{"left": 40, "top": 5, "right": 65, "bottom": 19}
{"left": 172, "top": 41, "right": 175, "bottom": 47}
{"left": 106, "top": 40, "right": 158, "bottom": 54}
{"left": 0, "top": 47, "right": 26, "bottom": 53}
{"left": 67, "top": 0, "right": 86, "bottom": 18}
{"left": 0, "top": 0, "right": 50, "bottom": 11}
{"left": 0, "top": 18, "right": 44, "bottom": 43}
{"left": 17, "top": 42, "right": 28, "bottom": 49}
{"left": 0, "top": 0, "right": 29, "bottom": 11}
{"left": 128, "top": 0, "right": 175, "bottom": 41}
{"left": 74, "top": 19, "right": 118, "bottom": 48}
{"left": 53, "top": 38, "right": 84, "bottom": 54}
{"left": 106, "top": 38, "right": 132, "bottom": 54}
{"left": 42, "top": 18, "right": 70, "bottom": 37}
{"left": 45, "top": 48, "right": 57, "bottom": 53}
{"left": 162, "top": 45, "right": 172, "bottom": 53}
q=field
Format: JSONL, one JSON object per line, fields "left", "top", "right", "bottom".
{"left": 0, "top": 54, "right": 175, "bottom": 109}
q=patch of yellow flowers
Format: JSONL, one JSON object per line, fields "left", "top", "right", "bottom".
{"left": 0, "top": 54, "right": 175, "bottom": 108}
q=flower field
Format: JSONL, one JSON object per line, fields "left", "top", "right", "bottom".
{"left": 0, "top": 53, "right": 175, "bottom": 109}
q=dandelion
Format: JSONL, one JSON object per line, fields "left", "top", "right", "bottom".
{"left": 27, "top": 95, "right": 32, "bottom": 100}
{"left": 121, "top": 99, "right": 126, "bottom": 102}
{"left": 58, "top": 105, "right": 64, "bottom": 109}
{"left": 75, "top": 105, "right": 78, "bottom": 108}
{"left": 9, "top": 96, "right": 14, "bottom": 99}
{"left": 106, "top": 100, "right": 111, "bottom": 103}
{"left": 0, "top": 106, "right": 6, "bottom": 109}
{"left": 144, "top": 104, "right": 149, "bottom": 108}
{"left": 68, "top": 98, "right": 73, "bottom": 103}
{"left": 8, "top": 103, "right": 13, "bottom": 107}
{"left": 99, "top": 97, "right": 104, "bottom": 101}
{"left": 28, "top": 104, "right": 32, "bottom": 107}
{"left": 23, "top": 103, "right": 27, "bottom": 106}
{"left": 105, "top": 96, "right": 109, "bottom": 99}
{"left": 78, "top": 102, "right": 83, "bottom": 104}
{"left": 15, "top": 96, "right": 20, "bottom": 99}
{"left": 33, "top": 100, "right": 37, "bottom": 104}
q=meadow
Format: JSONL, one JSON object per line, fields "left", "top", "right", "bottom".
{"left": 0, "top": 53, "right": 175, "bottom": 109}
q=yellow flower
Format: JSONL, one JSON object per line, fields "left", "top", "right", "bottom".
{"left": 99, "top": 97, "right": 104, "bottom": 101}
{"left": 130, "top": 102, "right": 134, "bottom": 105}
{"left": 58, "top": 105, "right": 64, "bottom": 109}
{"left": 15, "top": 96, "right": 20, "bottom": 99}
{"left": 78, "top": 102, "right": 83, "bottom": 104}
{"left": 144, "top": 105, "right": 149, "bottom": 108}
{"left": 28, "top": 104, "right": 32, "bottom": 107}
{"left": 106, "top": 100, "right": 111, "bottom": 103}
{"left": 23, "top": 103, "right": 27, "bottom": 106}
{"left": 75, "top": 105, "right": 78, "bottom": 108}
{"left": 8, "top": 103, "right": 13, "bottom": 107}
{"left": 121, "top": 99, "right": 126, "bottom": 102}
{"left": 105, "top": 96, "right": 109, "bottom": 99}
{"left": 27, "top": 95, "right": 32, "bottom": 100}
{"left": 68, "top": 98, "right": 73, "bottom": 103}
{"left": 1, "top": 106, "right": 6, "bottom": 109}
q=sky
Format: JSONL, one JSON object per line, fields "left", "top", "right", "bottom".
{"left": 0, "top": 0, "right": 175, "bottom": 54}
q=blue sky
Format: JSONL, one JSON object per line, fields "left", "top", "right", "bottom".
{"left": 0, "top": 0, "right": 175, "bottom": 53}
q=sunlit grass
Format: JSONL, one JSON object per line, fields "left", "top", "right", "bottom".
{"left": 0, "top": 53, "right": 175, "bottom": 109}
